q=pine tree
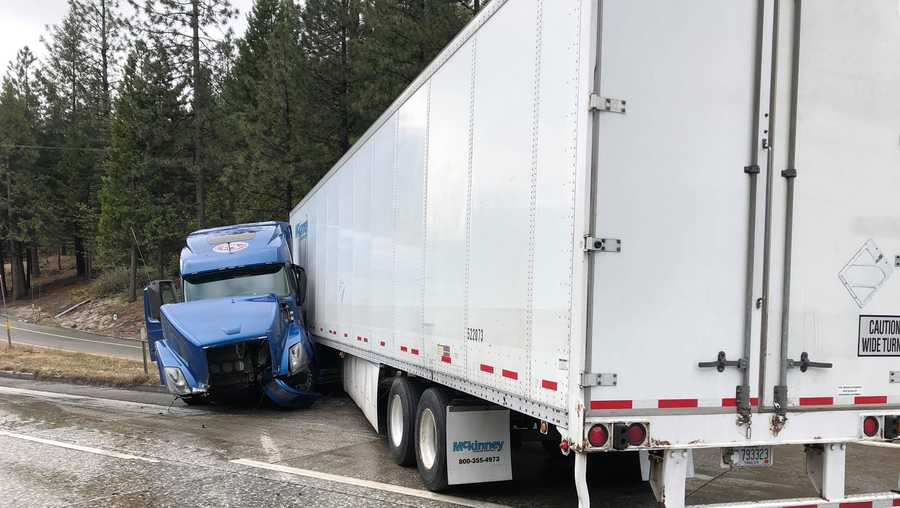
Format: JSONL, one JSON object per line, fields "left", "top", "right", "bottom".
{"left": 98, "top": 41, "right": 191, "bottom": 284}
{"left": 0, "top": 49, "right": 42, "bottom": 298}
{"left": 130, "top": 0, "right": 237, "bottom": 228}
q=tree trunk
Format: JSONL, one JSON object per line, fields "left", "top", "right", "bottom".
{"left": 191, "top": 0, "right": 206, "bottom": 228}
{"left": 74, "top": 237, "right": 86, "bottom": 278}
{"left": 57, "top": 247, "right": 61, "bottom": 271}
{"left": 30, "top": 245, "right": 40, "bottom": 278}
{"left": 24, "top": 247, "right": 32, "bottom": 290}
{"left": 157, "top": 245, "right": 164, "bottom": 280}
{"left": 0, "top": 244, "right": 7, "bottom": 298}
{"left": 11, "top": 242, "right": 27, "bottom": 299}
{"left": 340, "top": 0, "right": 351, "bottom": 153}
{"left": 100, "top": 0, "right": 110, "bottom": 118}
{"left": 128, "top": 246, "right": 137, "bottom": 302}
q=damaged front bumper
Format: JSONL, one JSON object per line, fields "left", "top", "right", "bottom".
{"left": 154, "top": 338, "right": 317, "bottom": 406}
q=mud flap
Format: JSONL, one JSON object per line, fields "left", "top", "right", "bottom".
{"left": 263, "top": 378, "right": 317, "bottom": 408}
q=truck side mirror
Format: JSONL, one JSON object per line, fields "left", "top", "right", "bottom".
{"left": 293, "top": 266, "right": 307, "bottom": 306}
{"left": 145, "top": 280, "right": 177, "bottom": 321}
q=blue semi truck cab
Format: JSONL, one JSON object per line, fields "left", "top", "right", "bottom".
{"left": 143, "top": 221, "right": 317, "bottom": 406}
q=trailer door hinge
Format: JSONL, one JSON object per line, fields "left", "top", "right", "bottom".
{"left": 584, "top": 235, "right": 621, "bottom": 253}
{"left": 589, "top": 94, "right": 627, "bottom": 114}
{"left": 581, "top": 372, "right": 617, "bottom": 388}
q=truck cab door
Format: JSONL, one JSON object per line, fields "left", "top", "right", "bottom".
{"left": 143, "top": 280, "right": 178, "bottom": 361}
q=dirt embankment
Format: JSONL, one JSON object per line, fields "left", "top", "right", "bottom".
{"left": 4, "top": 256, "right": 144, "bottom": 339}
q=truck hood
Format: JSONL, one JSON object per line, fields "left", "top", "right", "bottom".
{"left": 161, "top": 295, "right": 281, "bottom": 348}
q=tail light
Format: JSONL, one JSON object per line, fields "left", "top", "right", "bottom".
{"left": 885, "top": 416, "right": 900, "bottom": 440}
{"left": 588, "top": 424, "right": 609, "bottom": 447}
{"left": 612, "top": 422, "right": 648, "bottom": 450}
{"left": 862, "top": 416, "right": 880, "bottom": 437}
{"left": 626, "top": 423, "right": 647, "bottom": 445}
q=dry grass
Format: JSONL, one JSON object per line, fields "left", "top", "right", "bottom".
{"left": 0, "top": 343, "right": 156, "bottom": 387}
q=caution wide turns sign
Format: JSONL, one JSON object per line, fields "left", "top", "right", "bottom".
{"left": 858, "top": 315, "right": 900, "bottom": 357}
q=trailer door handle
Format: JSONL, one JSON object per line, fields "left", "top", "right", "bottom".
{"left": 786, "top": 352, "right": 833, "bottom": 373}
{"left": 698, "top": 351, "right": 747, "bottom": 373}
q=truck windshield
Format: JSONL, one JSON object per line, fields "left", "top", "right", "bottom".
{"left": 183, "top": 264, "right": 292, "bottom": 302}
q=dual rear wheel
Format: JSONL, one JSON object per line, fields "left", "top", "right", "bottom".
{"left": 385, "top": 377, "right": 450, "bottom": 491}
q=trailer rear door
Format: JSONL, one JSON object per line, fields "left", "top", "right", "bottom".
{"left": 587, "top": 0, "right": 765, "bottom": 413}
{"left": 765, "top": 0, "right": 900, "bottom": 410}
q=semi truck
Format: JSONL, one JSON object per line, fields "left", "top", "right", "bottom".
{"left": 288, "top": 0, "right": 900, "bottom": 507}
{"left": 143, "top": 221, "right": 318, "bottom": 407}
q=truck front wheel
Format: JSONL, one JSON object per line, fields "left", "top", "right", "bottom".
{"left": 386, "top": 377, "right": 423, "bottom": 466}
{"left": 415, "top": 387, "right": 450, "bottom": 492}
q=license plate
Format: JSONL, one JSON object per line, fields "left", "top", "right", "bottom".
{"left": 724, "top": 446, "right": 773, "bottom": 467}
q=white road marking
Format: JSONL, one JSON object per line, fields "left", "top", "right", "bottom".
{"left": 0, "top": 430, "right": 158, "bottom": 463}
{"left": 10, "top": 325, "right": 142, "bottom": 349}
{"left": 231, "top": 458, "right": 509, "bottom": 508}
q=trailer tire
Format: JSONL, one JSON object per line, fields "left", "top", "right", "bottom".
{"left": 414, "top": 387, "right": 450, "bottom": 492}
{"left": 386, "top": 377, "right": 424, "bottom": 466}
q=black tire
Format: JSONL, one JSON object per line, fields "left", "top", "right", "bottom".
{"left": 181, "top": 395, "right": 208, "bottom": 406}
{"left": 386, "top": 377, "right": 424, "bottom": 466}
{"left": 414, "top": 387, "right": 450, "bottom": 492}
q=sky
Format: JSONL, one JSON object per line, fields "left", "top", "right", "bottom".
{"left": 0, "top": 0, "right": 255, "bottom": 76}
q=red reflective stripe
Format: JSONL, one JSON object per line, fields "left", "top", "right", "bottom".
{"left": 839, "top": 502, "right": 873, "bottom": 508}
{"left": 480, "top": 364, "right": 494, "bottom": 374}
{"left": 658, "top": 399, "right": 698, "bottom": 409}
{"left": 854, "top": 395, "right": 888, "bottom": 405}
{"left": 441, "top": 356, "right": 452, "bottom": 364}
{"left": 343, "top": 333, "right": 348, "bottom": 338}
{"left": 364, "top": 337, "right": 368, "bottom": 343}
{"left": 411, "top": 349, "right": 420, "bottom": 356}
{"left": 892, "top": 498, "right": 900, "bottom": 506}
{"left": 590, "top": 400, "right": 633, "bottom": 410}
{"left": 721, "top": 397, "right": 760, "bottom": 407}
{"left": 379, "top": 340, "right": 385, "bottom": 347}
{"left": 799, "top": 397, "right": 833, "bottom": 406}
{"left": 541, "top": 380, "right": 557, "bottom": 391}
{"left": 356, "top": 336, "right": 362, "bottom": 341}
{"left": 400, "top": 346, "right": 408, "bottom": 352}
{"left": 502, "top": 369, "right": 518, "bottom": 380}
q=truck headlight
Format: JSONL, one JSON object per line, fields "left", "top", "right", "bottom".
{"left": 164, "top": 367, "right": 191, "bottom": 395}
{"left": 289, "top": 343, "right": 309, "bottom": 375}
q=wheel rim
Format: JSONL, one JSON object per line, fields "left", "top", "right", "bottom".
{"left": 389, "top": 394, "right": 404, "bottom": 448}
{"left": 419, "top": 408, "right": 437, "bottom": 470}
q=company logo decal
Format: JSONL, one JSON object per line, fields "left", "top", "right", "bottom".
{"left": 452, "top": 440, "right": 504, "bottom": 453}
{"left": 212, "top": 241, "right": 249, "bottom": 254}
{"left": 296, "top": 221, "right": 308, "bottom": 239}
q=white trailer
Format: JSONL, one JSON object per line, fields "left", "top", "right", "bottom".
{"left": 290, "top": 1, "right": 900, "bottom": 506}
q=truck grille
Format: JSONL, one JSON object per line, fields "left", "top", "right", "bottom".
{"left": 206, "top": 338, "right": 269, "bottom": 388}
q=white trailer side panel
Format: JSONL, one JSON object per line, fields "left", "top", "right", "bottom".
{"left": 291, "top": 0, "right": 588, "bottom": 422}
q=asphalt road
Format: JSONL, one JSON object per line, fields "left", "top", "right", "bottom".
{"left": 0, "top": 377, "right": 897, "bottom": 507}
{"left": 2, "top": 320, "right": 144, "bottom": 361}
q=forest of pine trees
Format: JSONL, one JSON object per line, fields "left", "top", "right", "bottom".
{"left": 0, "top": 0, "right": 484, "bottom": 299}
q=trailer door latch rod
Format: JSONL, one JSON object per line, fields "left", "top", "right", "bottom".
{"left": 786, "top": 352, "right": 833, "bottom": 373}
{"left": 698, "top": 351, "right": 747, "bottom": 373}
